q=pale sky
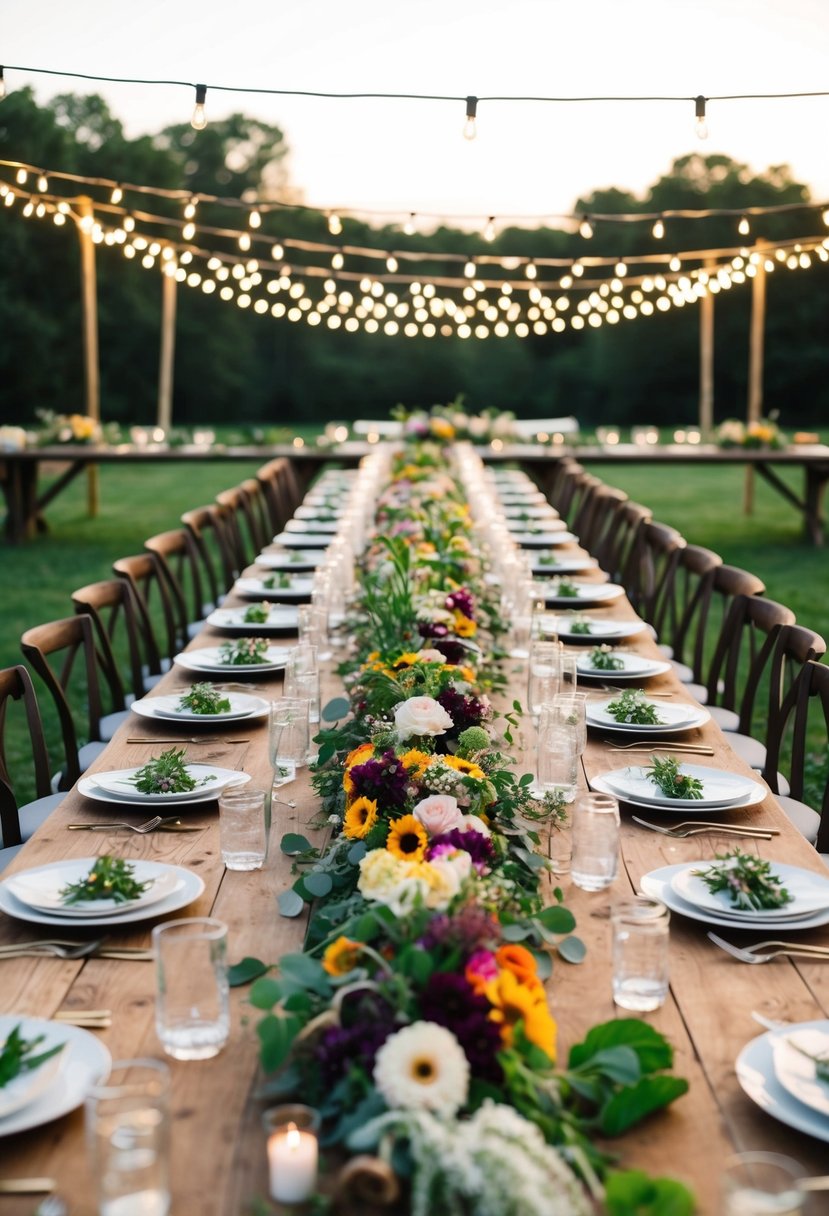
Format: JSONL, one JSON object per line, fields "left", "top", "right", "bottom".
{"left": 5, "top": 0, "right": 829, "bottom": 228}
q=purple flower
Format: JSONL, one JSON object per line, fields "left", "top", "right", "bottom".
{"left": 419, "top": 905, "right": 499, "bottom": 954}
{"left": 314, "top": 991, "right": 395, "bottom": 1087}
{"left": 437, "top": 687, "right": 486, "bottom": 731}
{"left": 428, "top": 828, "right": 494, "bottom": 872}
{"left": 418, "top": 621, "right": 449, "bottom": 640}
{"left": 349, "top": 749, "right": 410, "bottom": 810}
{"left": 445, "top": 588, "right": 475, "bottom": 618}
{"left": 420, "top": 973, "right": 503, "bottom": 1083}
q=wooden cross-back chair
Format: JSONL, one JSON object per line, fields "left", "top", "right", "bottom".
{"left": 0, "top": 665, "right": 64, "bottom": 864}
{"left": 113, "top": 552, "right": 181, "bottom": 667}
{"left": 621, "top": 519, "right": 686, "bottom": 627}
{"left": 653, "top": 544, "right": 723, "bottom": 681}
{"left": 593, "top": 501, "right": 652, "bottom": 584}
{"left": 181, "top": 504, "right": 235, "bottom": 603}
{"left": 145, "top": 529, "right": 211, "bottom": 642}
{"left": 71, "top": 577, "right": 157, "bottom": 702}
{"left": 763, "top": 654, "right": 829, "bottom": 847}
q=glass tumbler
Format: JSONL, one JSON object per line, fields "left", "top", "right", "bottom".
{"left": 612, "top": 896, "right": 670, "bottom": 1012}
{"left": 721, "top": 1151, "right": 805, "bottom": 1216}
{"left": 535, "top": 710, "right": 579, "bottom": 803}
{"left": 571, "top": 792, "right": 620, "bottom": 892}
{"left": 152, "top": 918, "right": 229, "bottom": 1061}
{"left": 527, "top": 640, "right": 561, "bottom": 716}
{"left": 269, "top": 697, "right": 311, "bottom": 784}
{"left": 284, "top": 645, "right": 320, "bottom": 723}
{"left": 86, "top": 1058, "right": 170, "bottom": 1216}
{"left": 218, "top": 786, "right": 268, "bottom": 871}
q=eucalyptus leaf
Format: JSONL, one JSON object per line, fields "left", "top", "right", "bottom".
{"left": 256, "top": 1012, "right": 302, "bottom": 1073}
{"left": 304, "top": 871, "right": 334, "bottom": 898}
{"left": 278, "top": 889, "right": 306, "bottom": 918}
{"left": 500, "top": 922, "right": 533, "bottom": 942}
{"left": 322, "top": 696, "right": 351, "bottom": 722}
{"left": 249, "top": 976, "right": 284, "bottom": 1011}
{"left": 278, "top": 952, "right": 332, "bottom": 997}
{"left": 281, "top": 832, "right": 312, "bottom": 855}
{"left": 228, "top": 956, "right": 269, "bottom": 988}
{"left": 557, "top": 935, "right": 587, "bottom": 964}
{"left": 347, "top": 842, "right": 367, "bottom": 864}
{"left": 535, "top": 905, "right": 577, "bottom": 934}
{"left": 530, "top": 948, "right": 552, "bottom": 980}
{"left": 604, "top": 1170, "right": 695, "bottom": 1216}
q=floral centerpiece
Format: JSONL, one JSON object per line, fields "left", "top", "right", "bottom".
{"left": 34, "top": 408, "right": 121, "bottom": 446}
{"left": 716, "top": 414, "right": 786, "bottom": 449}
{"left": 393, "top": 398, "right": 521, "bottom": 445}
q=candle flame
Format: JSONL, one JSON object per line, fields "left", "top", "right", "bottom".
{"left": 286, "top": 1125, "right": 301, "bottom": 1150}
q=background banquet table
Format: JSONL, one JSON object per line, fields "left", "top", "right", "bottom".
{"left": 1, "top": 554, "right": 828, "bottom": 1214}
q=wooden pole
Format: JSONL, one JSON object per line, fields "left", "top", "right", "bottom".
{"left": 157, "top": 263, "right": 178, "bottom": 431}
{"left": 743, "top": 239, "right": 768, "bottom": 515}
{"left": 77, "top": 197, "right": 100, "bottom": 518}
{"left": 699, "top": 258, "right": 715, "bottom": 437}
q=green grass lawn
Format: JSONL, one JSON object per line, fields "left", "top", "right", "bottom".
{"left": 0, "top": 456, "right": 826, "bottom": 816}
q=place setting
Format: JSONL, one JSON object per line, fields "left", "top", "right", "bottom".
{"left": 283, "top": 516, "right": 342, "bottom": 534}
{"left": 130, "top": 686, "right": 270, "bottom": 725}
{"left": 737, "top": 1018, "right": 829, "bottom": 1145}
{"left": 234, "top": 573, "right": 315, "bottom": 600}
{"left": 528, "top": 552, "right": 600, "bottom": 575}
{"left": 555, "top": 614, "right": 650, "bottom": 642}
{"left": 172, "top": 640, "right": 292, "bottom": 676}
{"left": 205, "top": 603, "right": 300, "bottom": 633}
{"left": 585, "top": 687, "right": 711, "bottom": 734}
{"left": 536, "top": 579, "right": 626, "bottom": 607}
{"left": 591, "top": 758, "right": 767, "bottom": 815}
{"left": 77, "top": 746, "right": 251, "bottom": 811}
{"left": 575, "top": 647, "right": 673, "bottom": 681}
{"left": 255, "top": 549, "right": 322, "bottom": 572}
{"left": 272, "top": 528, "right": 334, "bottom": 548}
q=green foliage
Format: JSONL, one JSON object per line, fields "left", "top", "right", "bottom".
{"left": 604, "top": 1170, "right": 696, "bottom": 1216}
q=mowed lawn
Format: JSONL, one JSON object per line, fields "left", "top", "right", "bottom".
{"left": 0, "top": 456, "right": 826, "bottom": 808}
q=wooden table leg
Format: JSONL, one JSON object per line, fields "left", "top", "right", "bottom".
{"left": 804, "top": 461, "right": 829, "bottom": 546}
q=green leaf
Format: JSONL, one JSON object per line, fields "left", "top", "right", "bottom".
{"left": 512, "top": 699, "right": 523, "bottom": 713}
{"left": 530, "top": 948, "right": 552, "bottom": 981}
{"left": 256, "top": 1012, "right": 302, "bottom": 1073}
{"left": 249, "top": 977, "right": 284, "bottom": 1010}
{"left": 322, "top": 696, "right": 351, "bottom": 722}
{"left": 397, "top": 945, "right": 434, "bottom": 984}
{"left": 600, "top": 1076, "right": 690, "bottom": 1136}
{"left": 604, "top": 1171, "right": 696, "bottom": 1216}
{"left": 278, "top": 889, "right": 306, "bottom": 918}
{"left": 317, "top": 741, "right": 336, "bottom": 766}
{"left": 278, "top": 952, "right": 332, "bottom": 997}
{"left": 281, "top": 832, "right": 312, "bottom": 855}
{"left": 514, "top": 846, "right": 546, "bottom": 871}
{"left": 304, "top": 871, "right": 334, "bottom": 898}
{"left": 568, "top": 1018, "right": 674, "bottom": 1073}
{"left": 518, "top": 772, "right": 535, "bottom": 787}
{"left": 582, "top": 1045, "right": 642, "bottom": 1085}
{"left": 500, "top": 922, "right": 533, "bottom": 942}
{"left": 535, "top": 905, "right": 577, "bottom": 934}
{"left": 228, "top": 956, "right": 269, "bottom": 987}
{"left": 557, "top": 935, "right": 587, "bottom": 964}
{"left": 347, "top": 842, "right": 367, "bottom": 864}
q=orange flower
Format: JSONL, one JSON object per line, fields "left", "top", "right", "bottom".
{"left": 485, "top": 969, "right": 557, "bottom": 1061}
{"left": 386, "top": 814, "right": 428, "bottom": 862}
{"left": 345, "top": 742, "right": 375, "bottom": 770}
{"left": 495, "top": 943, "right": 543, "bottom": 990}
{"left": 322, "top": 936, "right": 361, "bottom": 976}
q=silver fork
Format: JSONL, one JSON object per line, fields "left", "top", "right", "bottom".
{"left": 0, "top": 939, "right": 104, "bottom": 960}
{"left": 707, "top": 932, "right": 829, "bottom": 963}
{"left": 631, "top": 816, "right": 777, "bottom": 840}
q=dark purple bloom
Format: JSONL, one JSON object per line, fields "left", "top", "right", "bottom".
{"left": 349, "top": 749, "right": 410, "bottom": 810}
{"left": 428, "top": 828, "right": 494, "bottom": 871}
{"left": 420, "top": 973, "right": 503, "bottom": 1083}
{"left": 314, "top": 991, "right": 395, "bottom": 1086}
{"left": 445, "top": 588, "right": 475, "bottom": 618}
{"left": 418, "top": 620, "right": 449, "bottom": 639}
{"left": 437, "top": 687, "right": 486, "bottom": 731}
{"left": 419, "top": 905, "right": 500, "bottom": 954}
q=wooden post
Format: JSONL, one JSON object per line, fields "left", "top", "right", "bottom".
{"left": 743, "top": 239, "right": 768, "bottom": 514}
{"left": 77, "top": 197, "right": 100, "bottom": 518}
{"left": 699, "top": 258, "right": 715, "bottom": 437}
{"left": 157, "top": 263, "right": 178, "bottom": 431}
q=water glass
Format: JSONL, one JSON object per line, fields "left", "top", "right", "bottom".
{"left": 571, "top": 792, "right": 620, "bottom": 892}
{"left": 558, "top": 652, "right": 578, "bottom": 691}
{"left": 527, "top": 640, "right": 561, "bottom": 715}
{"left": 548, "top": 691, "right": 588, "bottom": 754}
{"left": 86, "top": 1059, "right": 170, "bottom": 1216}
{"left": 535, "top": 714, "right": 579, "bottom": 803}
{"left": 218, "top": 786, "right": 268, "bottom": 871}
{"left": 612, "top": 896, "right": 670, "bottom": 1012}
{"left": 297, "top": 604, "right": 326, "bottom": 650}
{"left": 152, "top": 918, "right": 229, "bottom": 1060}
{"left": 284, "top": 645, "right": 320, "bottom": 723}
{"left": 269, "top": 697, "right": 311, "bottom": 784}
{"left": 721, "top": 1152, "right": 805, "bottom": 1216}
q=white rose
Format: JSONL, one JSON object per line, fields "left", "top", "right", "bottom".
{"left": 394, "top": 695, "right": 454, "bottom": 742}
{"left": 415, "top": 648, "right": 446, "bottom": 664}
{"left": 413, "top": 793, "right": 464, "bottom": 836}
{"left": 460, "top": 814, "right": 492, "bottom": 838}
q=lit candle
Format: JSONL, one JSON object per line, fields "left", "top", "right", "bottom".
{"left": 268, "top": 1122, "right": 319, "bottom": 1204}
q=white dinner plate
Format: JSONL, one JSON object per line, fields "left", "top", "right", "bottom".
{"left": 0, "top": 1016, "right": 110, "bottom": 1136}
{"left": 173, "top": 646, "right": 291, "bottom": 675}
{"left": 294, "top": 505, "right": 342, "bottom": 521}
{"left": 539, "top": 582, "right": 626, "bottom": 607}
{"left": 671, "top": 861, "right": 829, "bottom": 921}
{"left": 284, "top": 518, "right": 341, "bottom": 533}
{"left": 131, "top": 692, "right": 268, "bottom": 723}
{"left": 78, "top": 768, "right": 249, "bottom": 808}
{"left": 770, "top": 1025, "right": 829, "bottom": 1118}
{"left": 576, "top": 652, "right": 672, "bottom": 680}
{"left": 235, "top": 576, "right": 314, "bottom": 600}
{"left": 502, "top": 505, "right": 560, "bottom": 519}
{"left": 256, "top": 550, "right": 321, "bottom": 571}
{"left": 737, "top": 1023, "right": 829, "bottom": 1145}
{"left": 512, "top": 531, "right": 571, "bottom": 547}
{"left": 589, "top": 771, "right": 767, "bottom": 815}
{"left": 272, "top": 531, "right": 332, "bottom": 548}
{"left": 524, "top": 537, "right": 580, "bottom": 556}
{"left": 91, "top": 763, "right": 248, "bottom": 804}
{"left": 0, "top": 863, "right": 205, "bottom": 929}
{"left": 530, "top": 555, "right": 599, "bottom": 575}
{"left": 641, "top": 863, "right": 829, "bottom": 931}
{"left": 556, "top": 617, "right": 649, "bottom": 642}
{"left": 0, "top": 1035, "right": 66, "bottom": 1119}
{"left": 6, "top": 861, "right": 182, "bottom": 917}
{"left": 599, "top": 763, "right": 762, "bottom": 809}
{"left": 586, "top": 698, "right": 710, "bottom": 734}
{"left": 206, "top": 606, "right": 299, "bottom": 633}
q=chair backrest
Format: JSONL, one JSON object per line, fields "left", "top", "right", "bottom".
{"left": 560, "top": 469, "right": 600, "bottom": 529}
{"left": 145, "top": 529, "right": 210, "bottom": 631}
{"left": 71, "top": 578, "right": 152, "bottom": 703}
{"left": 761, "top": 627, "right": 827, "bottom": 793}
{"left": 622, "top": 520, "right": 686, "bottom": 625}
{"left": 238, "top": 478, "right": 272, "bottom": 554}
{"left": 575, "top": 484, "right": 628, "bottom": 558}
{"left": 655, "top": 544, "right": 723, "bottom": 680}
{"left": 766, "top": 659, "right": 829, "bottom": 843}
{"left": 704, "top": 595, "right": 796, "bottom": 726}
{"left": 0, "top": 665, "right": 52, "bottom": 846}
{"left": 113, "top": 552, "right": 181, "bottom": 664}
{"left": 530, "top": 456, "right": 579, "bottom": 512}
{"left": 257, "top": 458, "right": 295, "bottom": 535}
{"left": 216, "top": 486, "right": 258, "bottom": 570}
{"left": 593, "top": 500, "right": 652, "bottom": 583}
{"left": 181, "top": 505, "right": 232, "bottom": 603}
{"left": 20, "top": 614, "right": 121, "bottom": 789}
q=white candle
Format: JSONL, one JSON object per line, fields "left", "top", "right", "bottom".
{"left": 268, "top": 1123, "right": 318, "bottom": 1204}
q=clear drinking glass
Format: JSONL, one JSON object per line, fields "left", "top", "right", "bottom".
{"left": 612, "top": 895, "right": 670, "bottom": 1012}
{"left": 86, "top": 1059, "right": 170, "bottom": 1216}
{"left": 535, "top": 712, "right": 579, "bottom": 803}
{"left": 571, "top": 792, "right": 620, "bottom": 892}
{"left": 269, "top": 697, "right": 311, "bottom": 785}
{"left": 297, "top": 604, "right": 326, "bottom": 650}
{"left": 549, "top": 691, "right": 588, "bottom": 754}
{"left": 528, "top": 640, "right": 561, "bottom": 716}
{"left": 218, "top": 786, "right": 268, "bottom": 871}
{"left": 721, "top": 1152, "right": 805, "bottom": 1216}
{"left": 284, "top": 645, "right": 320, "bottom": 723}
{"left": 152, "top": 918, "right": 229, "bottom": 1061}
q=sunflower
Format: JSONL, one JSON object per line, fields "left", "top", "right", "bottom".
{"left": 453, "top": 613, "right": 477, "bottom": 638}
{"left": 345, "top": 742, "right": 376, "bottom": 770}
{"left": 386, "top": 814, "right": 428, "bottom": 862}
{"left": 392, "top": 652, "right": 421, "bottom": 669}
{"left": 400, "top": 749, "right": 434, "bottom": 778}
{"left": 443, "top": 755, "right": 486, "bottom": 781}
{"left": 495, "top": 943, "right": 543, "bottom": 990}
{"left": 343, "top": 796, "right": 379, "bottom": 840}
{"left": 485, "top": 969, "right": 557, "bottom": 1061}
{"left": 322, "top": 936, "right": 362, "bottom": 976}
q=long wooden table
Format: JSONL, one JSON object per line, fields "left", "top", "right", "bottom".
{"left": 1, "top": 533, "right": 828, "bottom": 1213}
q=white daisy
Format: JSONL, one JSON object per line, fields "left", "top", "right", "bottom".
{"left": 373, "top": 1021, "right": 469, "bottom": 1116}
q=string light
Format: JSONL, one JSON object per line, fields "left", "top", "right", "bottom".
{"left": 386, "top": 254, "right": 398, "bottom": 272}
{"left": 579, "top": 216, "right": 594, "bottom": 239}
{"left": 483, "top": 216, "right": 496, "bottom": 242}
{"left": 328, "top": 212, "right": 342, "bottom": 235}
{"left": 738, "top": 215, "right": 751, "bottom": 236}
{"left": 15, "top": 167, "right": 27, "bottom": 185}
{"left": 191, "top": 83, "right": 207, "bottom": 131}
{"left": 0, "top": 66, "right": 5, "bottom": 101}
{"left": 403, "top": 212, "right": 416, "bottom": 236}
{"left": 36, "top": 173, "right": 48, "bottom": 192}
{"left": 463, "top": 95, "right": 478, "bottom": 141}
{"left": 110, "top": 184, "right": 123, "bottom": 204}
{"left": 694, "top": 95, "right": 708, "bottom": 140}
{"left": 249, "top": 209, "right": 261, "bottom": 228}
{"left": 525, "top": 261, "right": 537, "bottom": 280}
{"left": 652, "top": 218, "right": 665, "bottom": 239}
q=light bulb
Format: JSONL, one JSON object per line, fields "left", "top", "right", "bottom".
{"left": 328, "top": 213, "right": 342, "bottom": 235}
{"left": 37, "top": 174, "right": 48, "bottom": 192}
{"left": 15, "top": 167, "right": 27, "bottom": 185}
{"left": 111, "top": 185, "right": 123, "bottom": 204}
{"left": 652, "top": 219, "right": 665, "bottom": 239}
{"left": 403, "top": 212, "right": 416, "bottom": 236}
{"left": 669, "top": 255, "right": 681, "bottom": 272}
{"left": 738, "top": 216, "right": 750, "bottom": 236}
{"left": 184, "top": 200, "right": 197, "bottom": 220}
{"left": 249, "top": 210, "right": 261, "bottom": 229}
{"left": 183, "top": 222, "right": 196, "bottom": 241}
{"left": 191, "top": 84, "right": 207, "bottom": 131}
{"left": 694, "top": 95, "right": 708, "bottom": 140}
{"left": 463, "top": 95, "right": 478, "bottom": 141}
{"left": 464, "top": 260, "right": 476, "bottom": 278}
{"left": 238, "top": 232, "right": 251, "bottom": 252}
{"left": 483, "top": 216, "right": 496, "bottom": 242}
{"left": 386, "top": 255, "right": 398, "bottom": 273}
{"left": 615, "top": 262, "right": 627, "bottom": 277}
{"left": 822, "top": 208, "right": 829, "bottom": 227}
{"left": 571, "top": 261, "right": 584, "bottom": 277}
{"left": 332, "top": 252, "right": 344, "bottom": 270}
{"left": 525, "top": 262, "right": 537, "bottom": 280}
{"left": 271, "top": 243, "right": 284, "bottom": 260}
{"left": 579, "top": 216, "right": 593, "bottom": 239}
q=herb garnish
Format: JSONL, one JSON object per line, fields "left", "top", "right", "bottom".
{"left": 645, "top": 756, "right": 704, "bottom": 799}
{"left": 538, "top": 553, "right": 560, "bottom": 568}
{"left": 552, "top": 579, "right": 580, "bottom": 598}
{"left": 177, "top": 683, "right": 231, "bottom": 715}
{"left": 128, "top": 747, "right": 215, "bottom": 794}
{"left": 692, "top": 851, "right": 793, "bottom": 911}
{"left": 606, "top": 689, "right": 663, "bottom": 725}
{"left": 569, "top": 618, "right": 593, "bottom": 635}
{"left": 0, "top": 1025, "right": 63, "bottom": 1088}
{"left": 60, "top": 856, "right": 153, "bottom": 905}
{"left": 588, "top": 645, "right": 624, "bottom": 671}
{"left": 219, "top": 637, "right": 269, "bottom": 665}
{"left": 243, "top": 602, "right": 270, "bottom": 624}
{"left": 785, "top": 1037, "right": 829, "bottom": 1084}
{"left": 263, "top": 573, "right": 291, "bottom": 589}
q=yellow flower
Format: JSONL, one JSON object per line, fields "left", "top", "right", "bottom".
{"left": 69, "top": 414, "right": 96, "bottom": 440}
{"left": 485, "top": 969, "right": 557, "bottom": 1061}
{"left": 495, "top": 943, "right": 543, "bottom": 990}
{"left": 430, "top": 418, "right": 455, "bottom": 440}
{"left": 386, "top": 814, "right": 428, "bottom": 862}
{"left": 343, "top": 796, "right": 379, "bottom": 839}
{"left": 393, "top": 652, "right": 421, "bottom": 669}
{"left": 400, "top": 749, "right": 434, "bottom": 778}
{"left": 453, "top": 613, "right": 477, "bottom": 638}
{"left": 443, "top": 755, "right": 486, "bottom": 781}
{"left": 459, "top": 665, "right": 478, "bottom": 682}
{"left": 345, "top": 742, "right": 375, "bottom": 770}
{"left": 322, "top": 936, "right": 362, "bottom": 976}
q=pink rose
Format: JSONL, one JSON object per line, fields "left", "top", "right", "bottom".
{"left": 394, "top": 695, "right": 454, "bottom": 741}
{"left": 413, "top": 793, "right": 464, "bottom": 836}
{"left": 415, "top": 648, "right": 446, "bottom": 664}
